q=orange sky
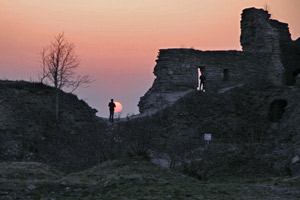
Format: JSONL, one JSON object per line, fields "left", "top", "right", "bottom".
{"left": 1, "top": 0, "right": 299, "bottom": 117}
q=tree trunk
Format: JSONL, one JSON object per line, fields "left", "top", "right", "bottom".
{"left": 55, "top": 88, "right": 59, "bottom": 122}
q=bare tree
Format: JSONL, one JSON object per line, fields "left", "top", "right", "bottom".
{"left": 39, "top": 32, "right": 92, "bottom": 121}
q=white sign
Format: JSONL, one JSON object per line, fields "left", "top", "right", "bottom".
{"left": 204, "top": 133, "right": 212, "bottom": 141}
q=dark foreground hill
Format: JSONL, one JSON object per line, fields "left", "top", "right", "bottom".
{"left": 1, "top": 158, "right": 300, "bottom": 199}
{"left": 0, "top": 80, "right": 108, "bottom": 172}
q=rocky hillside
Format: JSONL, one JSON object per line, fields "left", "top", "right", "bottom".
{"left": 168, "top": 86, "right": 300, "bottom": 177}
{"left": 119, "top": 85, "right": 300, "bottom": 178}
{"left": 1, "top": 80, "right": 299, "bottom": 178}
{"left": 0, "top": 80, "right": 108, "bottom": 172}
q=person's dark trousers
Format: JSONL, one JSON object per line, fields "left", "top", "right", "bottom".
{"left": 109, "top": 111, "right": 114, "bottom": 122}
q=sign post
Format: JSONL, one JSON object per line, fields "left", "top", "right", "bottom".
{"left": 204, "top": 133, "right": 212, "bottom": 145}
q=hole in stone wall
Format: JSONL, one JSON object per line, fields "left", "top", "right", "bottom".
{"left": 223, "top": 69, "right": 230, "bottom": 82}
{"left": 198, "top": 67, "right": 205, "bottom": 91}
{"left": 269, "top": 99, "right": 287, "bottom": 122}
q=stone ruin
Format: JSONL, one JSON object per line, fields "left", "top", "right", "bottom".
{"left": 138, "top": 7, "right": 300, "bottom": 114}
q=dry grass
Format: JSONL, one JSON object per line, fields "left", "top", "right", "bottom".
{"left": 0, "top": 159, "right": 299, "bottom": 199}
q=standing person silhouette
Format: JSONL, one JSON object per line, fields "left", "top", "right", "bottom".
{"left": 200, "top": 74, "right": 206, "bottom": 92}
{"left": 108, "top": 99, "right": 116, "bottom": 122}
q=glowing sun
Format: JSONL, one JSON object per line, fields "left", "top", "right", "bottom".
{"left": 114, "top": 102, "right": 123, "bottom": 113}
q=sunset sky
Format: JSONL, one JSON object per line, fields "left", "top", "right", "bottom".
{"left": 1, "top": 0, "right": 299, "bottom": 117}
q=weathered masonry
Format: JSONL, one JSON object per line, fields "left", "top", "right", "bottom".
{"left": 138, "top": 7, "right": 300, "bottom": 114}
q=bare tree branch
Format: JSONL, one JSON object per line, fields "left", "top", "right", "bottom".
{"left": 69, "top": 75, "right": 94, "bottom": 93}
{"left": 39, "top": 32, "right": 93, "bottom": 121}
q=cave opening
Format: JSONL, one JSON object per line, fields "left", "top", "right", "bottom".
{"left": 269, "top": 99, "right": 287, "bottom": 122}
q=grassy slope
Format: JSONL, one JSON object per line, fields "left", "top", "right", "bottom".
{"left": 0, "top": 80, "right": 108, "bottom": 173}
{"left": 1, "top": 159, "right": 299, "bottom": 199}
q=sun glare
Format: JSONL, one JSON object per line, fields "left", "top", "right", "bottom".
{"left": 115, "top": 102, "right": 123, "bottom": 113}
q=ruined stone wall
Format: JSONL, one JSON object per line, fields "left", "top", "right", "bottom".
{"left": 281, "top": 38, "right": 300, "bottom": 85}
{"left": 240, "top": 8, "right": 291, "bottom": 53}
{"left": 240, "top": 7, "right": 300, "bottom": 86}
{"left": 138, "top": 7, "right": 299, "bottom": 114}
{"left": 138, "top": 49, "right": 274, "bottom": 113}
